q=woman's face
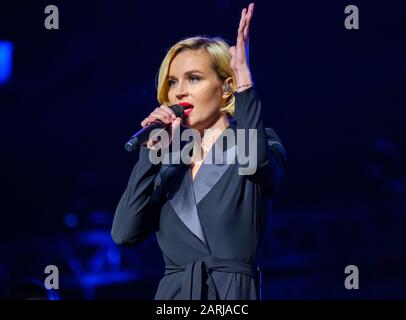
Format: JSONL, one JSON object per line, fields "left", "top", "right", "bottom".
{"left": 167, "top": 49, "right": 227, "bottom": 131}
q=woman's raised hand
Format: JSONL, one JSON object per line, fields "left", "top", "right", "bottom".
{"left": 229, "top": 3, "right": 254, "bottom": 92}
{"left": 229, "top": 3, "right": 254, "bottom": 73}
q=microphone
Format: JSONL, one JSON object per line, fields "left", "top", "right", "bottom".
{"left": 124, "top": 103, "right": 191, "bottom": 152}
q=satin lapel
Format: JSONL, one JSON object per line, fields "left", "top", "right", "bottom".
{"left": 193, "top": 144, "right": 237, "bottom": 205}
{"left": 167, "top": 164, "right": 207, "bottom": 246}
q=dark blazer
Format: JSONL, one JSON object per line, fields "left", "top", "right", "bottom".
{"left": 111, "top": 86, "right": 287, "bottom": 300}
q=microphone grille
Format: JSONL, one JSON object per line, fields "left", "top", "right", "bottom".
{"left": 170, "top": 104, "right": 184, "bottom": 117}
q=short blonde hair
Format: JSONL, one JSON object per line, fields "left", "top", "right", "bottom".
{"left": 156, "top": 36, "right": 236, "bottom": 116}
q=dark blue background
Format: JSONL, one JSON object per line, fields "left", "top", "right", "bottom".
{"left": 1, "top": 0, "right": 405, "bottom": 299}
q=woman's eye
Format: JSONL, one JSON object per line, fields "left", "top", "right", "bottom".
{"left": 189, "top": 76, "right": 200, "bottom": 82}
{"left": 167, "top": 80, "right": 177, "bottom": 87}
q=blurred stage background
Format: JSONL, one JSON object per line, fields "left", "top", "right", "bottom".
{"left": 0, "top": 0, "right": 405, "bottom": 299}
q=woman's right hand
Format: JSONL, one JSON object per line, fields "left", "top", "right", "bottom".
{"left": 140, "top": 105, "right": 182, "bottom": 150}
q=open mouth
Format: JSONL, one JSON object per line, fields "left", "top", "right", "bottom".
{"left": 178, "top": 102, "right": 194, "bottom": 117}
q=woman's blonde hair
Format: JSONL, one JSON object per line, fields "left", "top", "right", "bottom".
{"left": 156, "top": 36, "right": 236, "bottom": 116}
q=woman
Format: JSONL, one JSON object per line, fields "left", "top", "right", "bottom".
{"left": 111, "top": 3, "right": 286, "bottom": 300}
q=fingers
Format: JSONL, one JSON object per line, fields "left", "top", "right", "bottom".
{"left": 161, "top": 105, "right": 177, "bottom": 120}
{"left": 151, "top": 108, "right": 173, "bottom": 123}
{"left": 243, "top": 3, "right": 254, "bottom": 39}
{"left": 247, "top": 3, "right": 254, "bottom": 17}
{"left": 140, "top": 118, "right": 151, "bottom": 127}
{"left": 238, "top": 8, "right": 247, "bottom": 34}
{"left": 238, "top": 3, "right": 254, "bottom": 41}
{"left": 171, "top": 117, "right": 182, "bottom": 132}
{"left": 141, "top": 105, "right": 175, "bottom": 127}
{"left": 145, "top": 116, "right": 182, "bottom": 151}
{"left": 167, "top": 117, "right": 182, "bottom": 141}
{"left": 145, "top": 137, "right": 161, "bottom": 150}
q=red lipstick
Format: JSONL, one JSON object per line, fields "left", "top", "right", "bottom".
{"left": 178, "top": 102, "right": 194, "bottom": 117}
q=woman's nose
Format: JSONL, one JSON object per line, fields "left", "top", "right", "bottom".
{"left": 175, "top": 81, "right": 188, "bottom": 100}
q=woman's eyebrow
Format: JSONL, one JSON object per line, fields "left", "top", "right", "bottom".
{"left": 168, "top": 70, "right": 205, "bottom": 78}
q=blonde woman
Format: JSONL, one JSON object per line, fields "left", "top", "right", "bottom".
{"left": 111, "top": 3, "right": 286, "bottom": 300}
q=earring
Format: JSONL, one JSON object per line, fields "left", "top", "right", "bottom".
{"left": 223, "top": 83, "right": 232, "bottom": 93}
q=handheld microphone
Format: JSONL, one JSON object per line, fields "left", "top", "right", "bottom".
{"left": 124, "top": 103, "right": 191, "bottom": 152}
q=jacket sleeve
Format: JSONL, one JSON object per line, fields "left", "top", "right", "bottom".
{"left": 111, "top": 145, "right": 163, "bottom": 246}
{"left": 234, "top": 86, "right": 287, "bottom": 194}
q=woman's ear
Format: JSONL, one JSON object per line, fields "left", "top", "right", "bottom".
{"left": 222, "top": 77, "right": 234, "bottom": 99}
{"left": 223, "top": 83, "right": 233, "bottom": 92}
